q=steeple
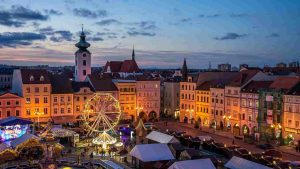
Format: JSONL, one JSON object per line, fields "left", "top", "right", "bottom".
{"left": 181, "top": 58, "right": 188, "bottom": 82}
{"left": 132, "top": 45, "right": 135, "bottom": 61}
{"left": 75, "top": 24, "right": 90, "bottom": 51}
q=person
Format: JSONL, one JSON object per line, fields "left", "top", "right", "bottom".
{"left": 90, "top": 152, "right": 93, "bottom": 159}
{"left": 232, "top": 139, "right": 235, "bottom": 145}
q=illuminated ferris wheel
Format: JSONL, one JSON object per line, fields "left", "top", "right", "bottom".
{"left": 81, "top": 93, "right": 121, "bottom": 136}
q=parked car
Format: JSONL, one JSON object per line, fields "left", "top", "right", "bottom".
{"left": 256, "top": 143, "right": 273, "bottom": 150}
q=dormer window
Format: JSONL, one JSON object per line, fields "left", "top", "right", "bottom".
{"left": 40, "top": 76, "right": 44, "bottom": 81}
{"left": 29, "top": 75, "right": 34, "bottom": 81}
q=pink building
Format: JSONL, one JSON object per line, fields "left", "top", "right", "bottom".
{"left": 0, "top": 92, "right": 22, "bottom": 119}
{"left": 136, "top": 77, "right": 160, "bottom": 120}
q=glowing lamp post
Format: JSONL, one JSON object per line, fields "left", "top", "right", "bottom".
{"left": 186, "top": 109, "right": 194, "bottom": 123}
{"left": 35, "top": 111, "right": 44, "bottom": 130}
{"left": 136, "top": 107, "right": 143, "bottom": 120}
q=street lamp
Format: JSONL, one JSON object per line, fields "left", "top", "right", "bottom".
{"left": 35, "top": 111, "right": 44, "bottom": 130}
{"left": 185, "top": 109, "right": 194, "bottom": 123}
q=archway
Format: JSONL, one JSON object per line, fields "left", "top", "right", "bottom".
{"left": 252, "top": 126, "right": 257, "bottom": 134}
{"left": 233, "top": 124, "right": 240, "bottom": 136}
{"left": 242, "top": 125, "right": 250, "bottom": 135}
{"left": 148, "top": 111, "right": 157, "bottom": 121}
{"left": 139, "top": 112, "right": 147, "bottom": 121}
{"left": 220, "top": 121, "right": 224, "bottom": 130}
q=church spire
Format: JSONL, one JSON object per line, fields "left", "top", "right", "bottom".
{"left": 75, "top": 24, "right": 90, "bottom": 50}
{"left": 132, "top": 45, "right": 135, "bottom": 61}
{"left": 181, "top": 58, "right": 188, "bottom": 82}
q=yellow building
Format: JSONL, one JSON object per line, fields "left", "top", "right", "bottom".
{"left": 50, "top": 74, "right": 74, "bottom": 123}
{"left": 115, "top": 80, "right": 137, "bottom": 121}
{"left": 195, "top": 82, "right": 211, "bottom": 127}
{"left": 12, "top": 69, "right": 51, "bottom": 122}
{"left": 180, "top": 76, "right": 196, "bottom": 123}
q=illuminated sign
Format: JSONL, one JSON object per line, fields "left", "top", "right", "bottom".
{"left": 0, "top": 125, "right": 28, "bottom": 141}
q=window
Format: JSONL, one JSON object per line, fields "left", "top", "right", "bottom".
{"left": 29, "top": 75, "right": 34, "bottom": 81}
{"left": 6, "top": 101, "right": 10, "bottom": 106}
{"left": 26, "top": 109, "right": 30, "bottom": 115}
{"left": 296, "top": 121, "right": 299, "bottom": 128}
{"left": 16, "top": 110, "right": 20, "bottom": 116}
{"left": 44, "top": 108, "right": 48, "bottom": 114}
{"left": 44, "top": 97, "right": 48, "bottom": 103}
{"left": 35, "top": 98, "right": 39, "bottom": 104}
{"left": 6, "top": 110, "right": 10, "bottom": 117}
{"left": 26, "top": 98, "right": 30, "bottom": 104}
{"left": 84, "top": 96, "right": 87, "bottom": 101}
{"left": 83, "top": 53, "right": 86, "bottom": 57}
{"left": 26, "top": 87, "right": 30, "bottom": 93}
{"left": 40, "top": 76, "right": 44, "bottom": 81}
{"left": 35, "top": 87, "right": 39, "bottom": 93}
{"left": 288, "top": 119, "right": 292, "bottom": 126}
{"left": 76, "top": 97, "right": 80, "bottom": 101}
{"left": 35, "top": 108, "right": 39, "bottom": 113}
{"left": 54, "top": 97, "right": 58, "bottom": 103}
{"left": 54, "top": 108, "right": 58, "bottom": 114}
{"left": 61, "top": 108, "right": 64, "bottom": 114}
{"left": 60, "top": 97, "right": 64, "bottom": 103}
{"left": 68, "top": 108, "right": 71, "bottom": 113}
{"left": 16, "top": 101, "right": 19, "bottom": 105}
{"left": 83, "top": 70, "right": 86, "bottom": 75}
{"left": 44, "top": 87, "right": 48, "bottom": 92}
{"left": 83, "top": 60, "right": 86, "bottom": 66}
{"left": 76, "top": 105, "right": 80, "bottom": 112}
{"left": 68, "top": 96, "right": 71, "bottom": 102}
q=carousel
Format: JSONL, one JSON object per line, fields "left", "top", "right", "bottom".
{"left": 80, "top": 93, "right": 123, "bottom": 155}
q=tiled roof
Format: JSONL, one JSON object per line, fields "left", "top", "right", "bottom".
{"left": 135, "top": 75, "right": 160, "bottom": 81}
{"left": 88, "top": 75, "right": 118, "bottom": 91}
{"left": 241, "top": 81, "right": 273, "bottom": 93}
{"left": 287, "top": 81, "right": 300, "bottom": 95}
{"left": 71, "top": 81, "right": 94, "bottom": 92}
{"left": 269, "top": 76, "right": 300, "bottom": 91}
{"left": 20, "top": 69, "right": 51, "bottom": 84}
{"left": 228, "top": 70, "right": 260, "bottom": 87}
{"left": 50, "top": 74, "right": 73, "bottom": 94}
{"left": 104, "top": 59, "right": 140, "bottom": 73}
{"left": 196, "top": 80, "right": 216, "bottom": 91}
{"left": 196, "top": 72, "right": 239, "bottom": 88}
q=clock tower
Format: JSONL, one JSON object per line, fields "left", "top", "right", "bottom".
{"left": 75, "top": 26, "right": 91, "bottom": 82}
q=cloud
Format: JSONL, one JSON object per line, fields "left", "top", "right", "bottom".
{"left": 87, "top": 37, "right": 104, "bottom": 41}
{"left": 230, "top": 13, "right": 247, "bottom": 18}
{"left": 44, "top": 9, "right": 63, "bottom": 15}
{"left": 49, "top": 30, "right": 73, "bottom": 42}
{"left": 214, "top": 33, "right": 247, "bottom": 40}
{"left": 180, "top": 18, "right": 192, "bottom": 23}
{"left": 38, "top": 26, "right": 55, "bottom": 35}
{"left": 131, "top": 21, "right": 157, "bottom": 30}
{"left": 73, "top": 8, "right": 107, "bottom": 18}
{"left": 127, "top": 31, "right": 156, "bottom": 37}
{"left": 95, "top": 19, "right": 121, "bottom": 26}
{"left": 0, "top": 5, "right": 48, "bottom": 27}
{"left": 0, "top": 32, "right": 46, "bottom": 48}
{"left": 266, "top": 33, "right": 279, "bottom": 38}
{"left": 198, "top": 14, "right": 221, "bottom": 18}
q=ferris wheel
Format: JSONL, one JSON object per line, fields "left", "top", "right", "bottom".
{"left": 81, "top": 93, "right": 121, "bottom": 136}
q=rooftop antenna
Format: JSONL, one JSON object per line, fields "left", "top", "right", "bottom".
{"left": 81, "top": 24, "right": 84, "bottom": 33}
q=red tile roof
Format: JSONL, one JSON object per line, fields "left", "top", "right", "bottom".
{"left": 287, "top": 81, "right": 300, "bottom": 95}
{"left": 88, "top": 75, "right": 118, "bottom": 91}
{"left": 49, "top": 74, "right": 73, "bottom": 94}
{"left": 241, "top": 81, "right": 273, "bottom": 93}
{"left": 228, "top": 69, "right": 260, "bottom": 87}
{"left": 20, "top": 69, "right": 51, "bottom": 84}
{"left": 104, "top": 59, "right": 140, "bottom": 73}
{"left": 196, "top": 72, "right": 240, "bottom": 88}
{"left": 269, "top": 76, "right": 300, "bottom": 90}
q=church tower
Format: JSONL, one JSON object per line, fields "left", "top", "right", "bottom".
{"left": 75, "top": 26, "right": 91, "bottom": 82}
{"left": 132, "top": 45, "right": 135, "bottom": 61}
{"left": 181, "top": 58, "right": 188, "bottom": 82}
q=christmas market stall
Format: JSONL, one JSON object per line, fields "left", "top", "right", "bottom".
{"left": 0, "top": 116, "right": 32, "bottom": 141}
{"left": 11, "top": 133, "right": 43, "bottom": 160}
{"left": 0, "top": 143, "right": 18, "bottom": 163}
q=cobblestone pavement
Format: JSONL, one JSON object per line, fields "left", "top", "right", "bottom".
{"left": 155, "top": 121, "right": 300, "bottom": 161}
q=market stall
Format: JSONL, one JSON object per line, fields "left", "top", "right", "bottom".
{"left": 0, "top": 143, "right": 18, "bottom": 163}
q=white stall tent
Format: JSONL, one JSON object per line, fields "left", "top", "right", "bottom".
{"left": 168, "top": 159, "right": 216, "bottom": 169}
{"left": 225, "top": 156, "right": 272, "bottom": 169}
{"left": 11, "top": 133, "right": 40, "bottom": 148}
{"left": 146, "top": 131, "right": 179, "bottom": 143}
{"left": 130, "top": 143, "right": 175, "bottom": 162}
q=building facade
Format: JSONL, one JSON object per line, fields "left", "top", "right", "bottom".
{"left": 0, "top": 92, "right": 22, "bottom": 118}
{"left": 163, "top": 80, "right": 180, "bottom": 118}
{"left": 180, "top": 76, "right": 196, "bottom": 123}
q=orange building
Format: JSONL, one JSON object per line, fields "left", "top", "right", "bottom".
{"left": 12, "top": 69, "right": 51, "bottom": 122}
{"left": 179, "top": 76, "right": 196, "bottom": 123}
{"left": 0, "top": 92, "right": 22, "bottom": 119}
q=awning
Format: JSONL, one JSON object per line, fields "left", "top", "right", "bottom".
{"left": 52, "top": 116, "right": 77, "bottom": 124}
{"left": 225, "top": 156, "right": 272, "bottom": 169}
{"left": 130, "top": 143, "right": 175, "bottom": 162}
{"left": 168, "top": 159, "right": 216, "bottom": 169}
{"left": 11, "top": 133, "right": 40, "bottom": 149}
{"left": 146, "top": 131, "right": 179, "bottom": 143}
{"left": 0, "top": 117, "right": 32, "bottom": 126}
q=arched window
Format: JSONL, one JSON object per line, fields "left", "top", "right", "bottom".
{"left": 40, "top": 76, "right": 44, "bottom": 81}
{"left": 29, "top": 75, "right": 34, "bottom": 81}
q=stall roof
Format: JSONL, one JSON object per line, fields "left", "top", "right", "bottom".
{"left": 225, "top": 156, "right": 272, "bottom": 169}
{"left": 0, "top": 143, "right": 10, "bottom": 152}
{"left": 130, "top": 143, "right": 175, "bottom": 162}
{"left": 168, "top": 159, "right": 216, "bottom": 169}
{"left": 146, "top": 131, "right": 179, "bottom": 143}
{"left": 11, "top": 133, "right": 40, "bottom": 149}
{"left": 0, "top": 117, "right": 32, "bottom": 126}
